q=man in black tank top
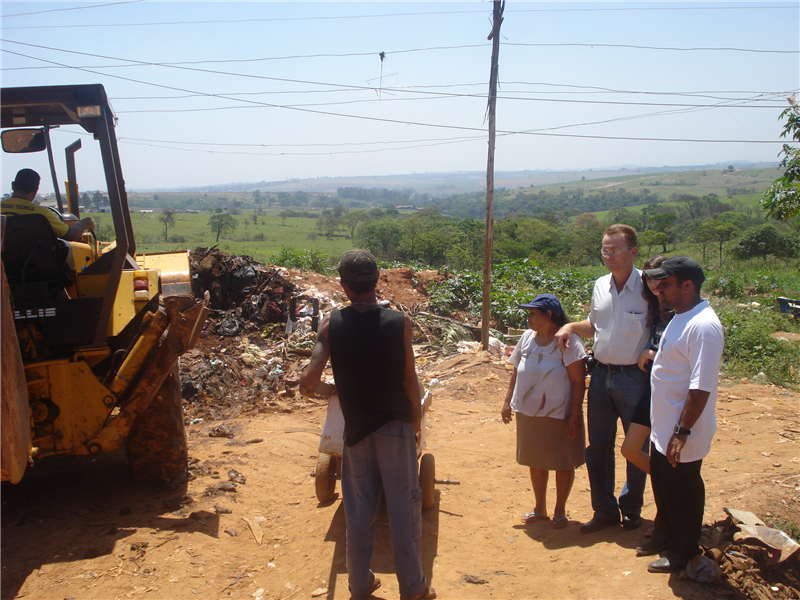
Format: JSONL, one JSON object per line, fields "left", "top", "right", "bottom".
{"left": 300, "top": 250, "right": 435, "bottom": 600}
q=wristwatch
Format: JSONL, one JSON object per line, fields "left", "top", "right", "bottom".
{"left": 674, "top": 424, "right": 691, "bottom": 436}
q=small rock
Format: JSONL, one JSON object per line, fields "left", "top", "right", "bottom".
{"left": 311, "top": 588, "right": 328, "bottom": 597}
{"left": 228, "top": 469, "right": 247, "bottom": 484}
{"left": 224, "top": 528, "right": 237, "bottom": 537}
{"left": 246, "top": 438, "right": 264, "bottom": 444}
{"left": 209, "top": 423, "right": 234, "bottom": 438}
{"left": 214, "top": 505, "right": 232, "bottom": 514}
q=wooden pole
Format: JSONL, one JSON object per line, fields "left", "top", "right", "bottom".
{"left": 481, "top": 0, "right": 504, "bottom": 351}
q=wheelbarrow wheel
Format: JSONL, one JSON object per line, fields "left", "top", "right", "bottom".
{"left": 420, "top": 453, "right": 435, "bottom": 510}
{"left": 315, "top": 453, "right": 337, "bottom": 503}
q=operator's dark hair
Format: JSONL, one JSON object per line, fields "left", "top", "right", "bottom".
{"left": 11, "top": 168, "right": 40, "bottom": 195}
{"left": 641, "top": 255, "right": 666, "bottom": 328}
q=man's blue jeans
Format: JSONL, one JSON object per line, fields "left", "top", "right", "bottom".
{"left": 341, "top": 420, "right": 427, "bottom": 600}
{"left": 585, "top": 365, "right": 649, "bottom": 522}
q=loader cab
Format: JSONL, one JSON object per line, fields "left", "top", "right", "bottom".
{"left": 1, "top": 85, "right": 154, "bottom": 355}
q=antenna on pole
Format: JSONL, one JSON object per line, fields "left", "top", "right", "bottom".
{"left": 481, "top": 0, "right": 504, "bottom": 351}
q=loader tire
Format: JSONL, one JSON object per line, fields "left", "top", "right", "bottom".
{"left": 126, "top": 364, "right": 188, "bottom": 487}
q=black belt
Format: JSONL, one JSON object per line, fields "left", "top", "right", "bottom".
{"left": 596, "top": 361, "right": 639, "bottom": 373}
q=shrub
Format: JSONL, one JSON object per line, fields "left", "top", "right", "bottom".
{"left": 269, "top": 246, "right": 332, "bottom": 274}
{"left": 716, "top": 301, "right": 800, "bottom": 386}
{"left": 706, "top": 274, "right": 744, "bottom": 299}
{"left": 253, "top": 233, "right": 265, "bottom": 241}
{"left": 428, "top": 258, "right": 594, "bottom": 329}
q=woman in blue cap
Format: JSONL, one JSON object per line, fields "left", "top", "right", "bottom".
{"left": 501, "top": 293, "right": 587, "bottom": 529}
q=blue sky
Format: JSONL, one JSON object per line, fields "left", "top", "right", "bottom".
{"left": 2, "top": 1, "right": 798, "bottom": 193}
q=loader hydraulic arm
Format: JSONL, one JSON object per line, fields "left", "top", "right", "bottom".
{"left": 84, "top": 295, "right": 209, "bottom": 455}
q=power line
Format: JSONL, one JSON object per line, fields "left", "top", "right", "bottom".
{"left": 3, "top": 0, "right": 144, "bottom": 18}
{"left": 2, "top": 3, "right": 793, "bottom": 28}
{"left": 3, "top": 40, "right": 795, "bottom": 71}
{"left": 1, "top": 47, "right": 790, "bottom": 151}
{"left": 1, "top": 43, "right": 792, "bottom": 111}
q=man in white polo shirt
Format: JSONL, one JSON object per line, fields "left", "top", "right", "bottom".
{"left": 637, "top": 256, "right": 724, "bottom": 573}
{"left": 556, "top": 223, "right": 650, "bottom": 534}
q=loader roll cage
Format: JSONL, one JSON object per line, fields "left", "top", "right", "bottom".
{"left": 1, "top": 84, "right": 135, "bottom": 347}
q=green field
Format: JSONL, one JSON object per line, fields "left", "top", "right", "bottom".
{"left": 96, "top": 209, "right": 355, "bottom": 263}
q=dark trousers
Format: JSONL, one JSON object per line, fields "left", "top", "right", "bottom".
{"left": 650, "top": 446, "right": 704, "bottom": 562}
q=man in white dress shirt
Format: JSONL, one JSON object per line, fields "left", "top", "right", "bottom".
{"left": 556, "top": 224, "right": 650, "bottom": 534}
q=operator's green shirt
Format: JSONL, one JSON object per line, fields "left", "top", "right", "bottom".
{"left": 1, "top": 196, "right": 69, "bottom": 238}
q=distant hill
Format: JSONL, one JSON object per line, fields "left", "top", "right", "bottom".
{"left": 138, "top": 161, "right": 779, "bottom": 196}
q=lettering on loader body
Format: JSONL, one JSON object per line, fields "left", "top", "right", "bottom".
{"left": 14, "top": 307, "right": 57, "bottom": 320}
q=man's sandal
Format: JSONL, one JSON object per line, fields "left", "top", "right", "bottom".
{"left": 400, "top": 586, "right": 436, "bottom": 600}
{"left": 521, "top": 511, "right": 549, "bottom": 524}
{"left": 367, "top": 577, "right": 381, "bottom": 596}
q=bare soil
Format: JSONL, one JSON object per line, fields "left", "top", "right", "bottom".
{"left": 2, "top": 268, "right": 799, "bottom": 600}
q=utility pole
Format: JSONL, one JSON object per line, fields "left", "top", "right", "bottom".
{"left": 481, "top": 0, "right": 504, "bottom": 351}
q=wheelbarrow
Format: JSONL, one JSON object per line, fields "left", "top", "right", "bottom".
{"left": 314, "top": 382, "right": 435, "bottom": 510}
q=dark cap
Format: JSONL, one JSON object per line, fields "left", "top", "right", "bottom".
{"left": 335, "top": 249, "right": 379, "bottom": 283}
{"left": 518, "top": 293, "right": 564, "bottom": 317}
{"left": 644, "top": 255, "right": 705, "bottom": 287}
{"left": 12, "top": 168, "right": 41, "bottom": 194}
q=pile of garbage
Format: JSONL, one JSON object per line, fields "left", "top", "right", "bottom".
{"left": 190, "top": 247, "right": 297, "bottom": 337}
{"left": 182, "top": 248, "right": 356, "bottom": 420}
{"left": 695, "top": 508, "right": 800, "bottom": 598}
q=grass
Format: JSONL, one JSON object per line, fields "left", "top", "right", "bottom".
{"left": 93, "top": 209, "right": 355, "bottom": 263}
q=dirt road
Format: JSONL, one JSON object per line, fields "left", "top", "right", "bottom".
{"left": 2, "top": 349, "right": 798, "bottom": 600}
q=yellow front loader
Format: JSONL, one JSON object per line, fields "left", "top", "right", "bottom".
{"left": 1, "top": 84, "right": 208, "bottom": 486}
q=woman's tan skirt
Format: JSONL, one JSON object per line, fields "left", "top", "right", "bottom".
{"left": 516, "top": 412, "right": 586, "bottom": 470}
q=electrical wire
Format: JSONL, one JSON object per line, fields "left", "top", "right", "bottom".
{"left": 1, "top": 43, "right": 792, "bottom": 111}
{"left": 1, "top": 47, "right": 788, "bottom": 150}
{"left": 3, "top": 0, "right": 144, "bottom": 19}
{"left": 2, "top": 3, "right": 793, "bottom": 29}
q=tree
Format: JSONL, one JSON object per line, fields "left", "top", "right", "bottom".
{"left": 355, "top": 219, "right": 403, "bottom": 257}
{"left": 157, "top": 208, "right": 176, "bottom": 241}
{"left": 343, "top": 210, "right": 368, "bottom": 239}
{"left": 317, "top": 213, "right": 340, "bottom": 238}
{"left": 731, "top": 224, "right": 798, "bottom": 263}
{"left": 638, "top": 230, "right": 668, "bottom": 258}
{"left": 678, "top": 194, "right": 702, "bottom": 220}
{"left": 687, "top": 224, "right": 714, "bottom": 263}
{"left": 208, "top": 213, "right": 238, "bottom": 242}
{"left": 761, "top": 101, "right": 800, "bottom": 228}
{"left": 690, "top": 220, "right": 737, "bottom": 266}
{"left": 707, "top": 220, "right": 739, "bottom": 267}
{"left": 278, "top": 210, "right": 291, "bottom": 226}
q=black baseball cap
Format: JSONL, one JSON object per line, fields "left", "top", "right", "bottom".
{"left": 335, "top": 249, "right": 379, "bottom": 283}
{"left": 644, "top": 256, "right": 705, "bottom": 288}
{"left": 12, "top": 168, "right": 40, "bottom": 194}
